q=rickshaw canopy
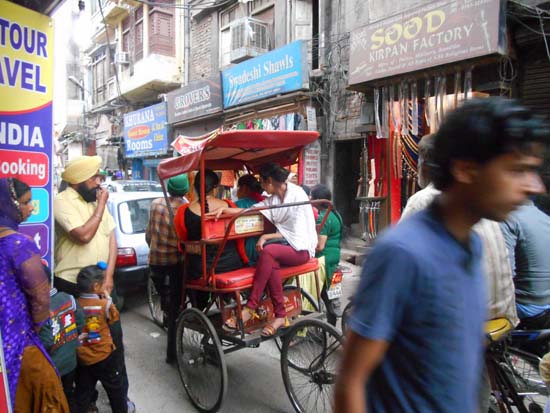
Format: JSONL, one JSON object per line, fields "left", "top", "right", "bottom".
{"left": 157, "top": 130, "right": 320, "bottom": 181}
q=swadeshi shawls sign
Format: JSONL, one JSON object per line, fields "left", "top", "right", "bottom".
{"left": 348, "top": 0, "right": 506, "bottom": 85}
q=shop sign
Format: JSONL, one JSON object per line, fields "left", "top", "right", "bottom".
{"left": 123, "top": 102, "right": 168, "bottom": 158}
{"left": 349, "top": 0, "right": 505, "bottom": 85}
{"left": 301, "top": 140, "right": 321, "bottom": 187}
{"left": 222, "top": 40, "right": 309, "bottom": 109}
{"left": 0, "top": 0, "right": 54, "bottom": 268}
{"left": 166, "top": 76, "right": 222, "bottom": 124}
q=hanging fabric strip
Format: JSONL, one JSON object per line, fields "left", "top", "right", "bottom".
{"left": 389, "top": 84, "right": 398, "bottom": 130}
{"left": 434, "top": 75, "right": 441, "bottom": 130}
{"left": 382, "top": 86, "right": 389, "bottom": 139}
{"left": 453, "top": 71, "right": 461, "bottom": 109}
{"left": 424, "top": 77, "right": 431, "bottom": 129}
{"left": 411, "top": 81, "right": 418, "bottom": 136}
{"left": 374, "top": 88, "right": 383, "bottom": 139}
{"left": 439, "top": 75, "right": 446, "bottom": 125}
{"left": 402, "top": 81, "right": 409, "bottom": 135}
{"left": 464, "top": 68, "right": 473, "bottom": 100}
{"left": 397, "top": 81, "right": 405, "bottom": 138}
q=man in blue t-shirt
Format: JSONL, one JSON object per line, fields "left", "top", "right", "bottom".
{"left": 335, "top": 98, "right": 547, "bottom": 413}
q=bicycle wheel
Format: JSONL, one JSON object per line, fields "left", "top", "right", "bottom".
{"left": 176, "top": 307, "right": 227, "bottom": 413}
{"left": 281, "top": 318, "right": 344, "bottom": 413}
{"left": 507, "top": 348, "right": 547, "bottom": 411}
{"left": 147, "top": 273, "right": 164, "bottom": 328}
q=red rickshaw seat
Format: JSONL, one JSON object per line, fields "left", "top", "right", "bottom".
{"left": 186, "top": 258, "right": 319, "bottom": 290}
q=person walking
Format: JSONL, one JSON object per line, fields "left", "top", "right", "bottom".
{"left": 334, "top": 98, "right": 546, "bottom": 413}
{"left": 0, "top": 177, "right": 69, "bottom": 413}
{"left": 146, "top": 173, "right": 189, "bottom": 364}
{"left": 54, "top": 155, "right": 134, "bottom": 412}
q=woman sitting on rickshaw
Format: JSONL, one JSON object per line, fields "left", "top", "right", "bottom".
{"left": 209, "top": 163, "right": 318, "bottom": 337}
{"left": 174, "top": 170, "right": 248, "bottom": 288}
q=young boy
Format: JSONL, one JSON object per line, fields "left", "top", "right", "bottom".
{"left": 39, "top": 262, "right": 85, "bottom": 412}
{"left": 75, "top": 264, "right": 128, "bottom": 413}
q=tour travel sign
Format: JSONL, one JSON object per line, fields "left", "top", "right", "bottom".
{"left": 123, "top": 102, "right": 168, "bottom": 158}
{"left": 348, "top": 0, "right": 505, "bottom": 85}
{"left": 0, "top": 0, "right": 54, "bottom": 270}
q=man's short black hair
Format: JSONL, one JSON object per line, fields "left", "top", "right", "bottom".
{"left": 430, "top": 98, "right": 547, "bottom": 190}
{"left": 311, "top": 184, "right": 332, "bottom": 209}
{"left": 77, "top": 265, "right": 104, "bottom": 294}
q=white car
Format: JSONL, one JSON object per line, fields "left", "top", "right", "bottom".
{"left": 107, "top": 191, "right": 160, "bottom": 307}
{"left": 106, "top": 180, "right": 163, "bottom": 193}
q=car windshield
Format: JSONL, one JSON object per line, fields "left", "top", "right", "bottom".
{"left": 118, "top": 198, "right": 154, "bottom": 234}
{"left": 121, "top": 182, "right": 162, "bottom": 192}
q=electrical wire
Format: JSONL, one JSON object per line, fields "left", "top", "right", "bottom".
{"left": 538, "top": 7, "right": 550, "bottom": 64}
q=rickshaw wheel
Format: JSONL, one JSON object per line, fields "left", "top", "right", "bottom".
{"left": 281, "top": 319, "right": 343, "bottom": 413}
{"left": 176, "top": 307, "right": 227, "bottom": 413}
{"left": 147, "top": 272, "right": 165, "bottom": 328}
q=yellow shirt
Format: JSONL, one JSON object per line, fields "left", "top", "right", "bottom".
{"left": 54, "top": 187, "right": 115, "bottom": 283}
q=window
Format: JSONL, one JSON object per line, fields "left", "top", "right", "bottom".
{"left": 121, "top": 6, "right": 144, "bottom": 63}
{"left": 118, "top": 198, "right": 155, "bottom": 234}
{"left": 149, "top": 2, "right": 175, "bottom": 56}
{"left": 91, "top": 46, "right": 115, "bottom": 106}
{"left": 248, "top": 0, "right": 274, "bottom": 14}
{"left": 219, "top": 5, "right": 244, "bottom": 67}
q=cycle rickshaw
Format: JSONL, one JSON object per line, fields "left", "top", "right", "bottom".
{"left": 157, "top": 130, "right": 343, "bottom": 413}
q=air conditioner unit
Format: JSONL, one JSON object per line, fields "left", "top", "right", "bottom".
{"left": 114, "top": 51, "right": 130, "bottom": 65}
{"left": 230, "top": 17, "right": 269, "bottom": 63}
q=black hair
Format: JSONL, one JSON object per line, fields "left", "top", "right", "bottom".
{"left": 301, "top": 184, "right": 311, "bottom": 196}
{"left": 430, "top": 98, "right": 548, "bottom": 190}
{"left": 258, "top": 163, "right": 290, "bottom": 184}
{"left": 238, "top": 174, "right": 262, "bottom": 194}
{"left": 194, "top": 169, "right": 219, "bottom": 213}
{"left": 12, "top": 178, "right": 31, "bottom": 198}
{"left": 310, "top": 184, "right": 332, "bottom": 209}
{"left": 77, "top": 265, "right": 105, "bottom": 294}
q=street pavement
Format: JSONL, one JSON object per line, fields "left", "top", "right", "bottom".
{"left": 95, "top": 262, "right": 362, "bottom": 413}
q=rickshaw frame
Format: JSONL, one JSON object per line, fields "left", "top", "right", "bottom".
{"left": 156, "top": 129, "right": 341, "bottom": 413}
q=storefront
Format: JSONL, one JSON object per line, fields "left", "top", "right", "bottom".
{"left": 346, "top": 0, "right": 507, "bottom": 240}
{"left": 220, "top": 40, "right": 322, "bottom": 186}
{"left": 123, "top": 102, "right": 169, "bottom": 180}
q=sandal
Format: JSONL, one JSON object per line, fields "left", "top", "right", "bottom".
{"left": 223, "top": 307, "right": 259, "bottom": 331}
{"left": 261, "top": 317, "right": 290, "bottom": 338}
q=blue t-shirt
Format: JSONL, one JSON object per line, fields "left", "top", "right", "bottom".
{"left": 348, "top": 208, "right": 486, "bottom": 413}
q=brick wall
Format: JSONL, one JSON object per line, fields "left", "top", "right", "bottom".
{"left": 190, "top": 15, "right": 214, "bottom": 80}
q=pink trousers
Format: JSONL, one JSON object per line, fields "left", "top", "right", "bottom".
{"left": 246, "top": 244, "right": 310, "bottom": 318}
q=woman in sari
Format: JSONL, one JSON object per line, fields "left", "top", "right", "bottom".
{"left": 0, "top": 178, "right": 68, "bottom": 412}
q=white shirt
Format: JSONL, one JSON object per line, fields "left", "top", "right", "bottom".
{"left": 255, "top": 182, "right": 317, "bottom": 257}
{"left": 401, "top": 183, "right": 519, "bottom": 326}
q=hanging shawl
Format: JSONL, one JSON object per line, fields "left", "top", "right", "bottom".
{"left": 0, "top": 178, "right": 23, "bottom": 230}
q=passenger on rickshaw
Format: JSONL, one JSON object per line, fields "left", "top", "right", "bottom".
{"left": 209, "top": 163, "right": 318, "bottom": 337}
{"left": 174, "top": 170, "right": 249, "bottom": 305}
{"left": 235, "top": 174, "right": 265, "bottom": 265}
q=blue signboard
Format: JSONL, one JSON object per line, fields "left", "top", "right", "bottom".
{"left": 222, "top": 40, "right": 309, "bottom": 109}
{"left": 123, "top": 102, "right": 168, "bottom": 158}
{"left": 0, "top": 1, "right": 54, "bottom": 268}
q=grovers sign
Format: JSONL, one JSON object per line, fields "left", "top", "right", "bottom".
{"left": 166, "top": 76, "right": 222, "bottom": 124}
{"left": 349, "top": 0, "right": 505, "bottom": 85}
{"left": 123, "top": 102, "right": 168, "bottom": 158}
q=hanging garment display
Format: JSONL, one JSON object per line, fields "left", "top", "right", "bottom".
{"left": 424, "top": 77, "right": 431, "bottom": 129}
{"left": 453, "top": 71, "right": 462, "bottom": 110}
{"left": 464, "top": 68, "right": 473, "bottom": 100}
{"left": 374, "top": 88, "right": 383, "bottom": 139}
{"left": 382, "top": 86, "right": 389, "bottom": 139}
{"left": 411, "top": 81, "right": 419, "bottom": 136}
